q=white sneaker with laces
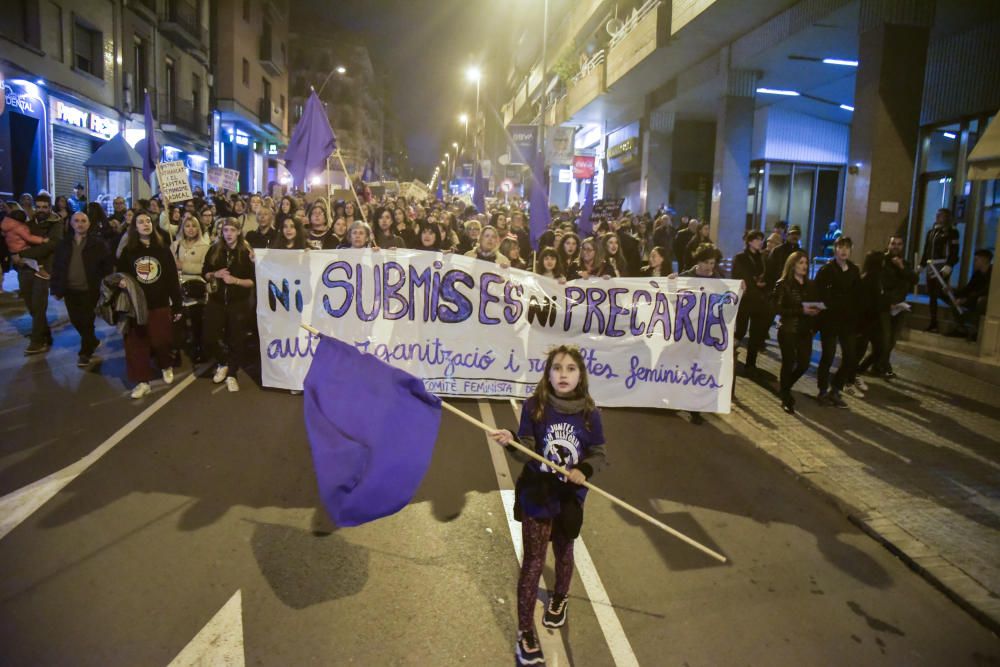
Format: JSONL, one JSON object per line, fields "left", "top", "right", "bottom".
{"left": 225, "top": 376, "right": 240, "bottom": 392}
{"left": 162, "top": 368, "right": 174, "bottom": 384}
{"left": 844, "top": 384, "right": 865, "bottom": 399}
{"left": 131, "top": 382, "right": 151, "bottom": 399}
{"left": 213, "top": 365, "right": 229, "bottom": 384}
{"left": 854, "top": 378, "right": 869, "bottom": 392}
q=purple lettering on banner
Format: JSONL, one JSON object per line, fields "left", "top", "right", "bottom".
{"left": 647, "top": 291, "right": 672, "bottom": 339}
{"left": 503, "top": 281, "right": 524, "bottom": 324}
{"left": 673, "top": 290, "right": 697, "bottom": 342}
{"left": 355, "top": 262, "right": 382, "bottom": 321}
{"left": 478, "top": 272, "right": 503, "bottom": 325}
{"left": 605, "top": 287, "right": 628, "bottom": 338}
{"left": 382, "top": 261, "right": 408, "bottom": 320}
{"left": 703, "top": 291, "right": 738, "bottom": 351}
{"left": 629, "top": 290, "right": 651, "bottom": 336}
{"left": 437, "top": 269, "right": 474, "bottom": 323}
{"left": 321, "top": 261, "right": 353, "bottom": 317}
{"left": 408, "top": 265, "right": 433, "bottom": 321}
{"left": 583, "top": 288, "right": 607, "bottom": 334}
{"left": 563, "top": 286, "right": 586, "bottom": 331}
{"left": 696, "top": 289, "right": 708, "bottom": 343}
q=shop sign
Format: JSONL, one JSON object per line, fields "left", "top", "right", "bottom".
{"left": 267, "top": 143, "right": 278, "bottom": 155}
{"left": 507, "top": 124, "right": 537, "bottom": 164}
{"left": 52, "top": 99, "right": 116, "bottom": 139}
{"left": 4, "top": 81, "right": 44, "bottom": 119}
{"left": 573, "top": 155, "right": 596, "bottom": 179}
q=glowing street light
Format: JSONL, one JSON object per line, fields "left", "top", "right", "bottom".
{"left": 336, "top": 66, "right": 346, "bottom": 74}
{"left": 465, "top": 66, "right": 481, "bottom": 83}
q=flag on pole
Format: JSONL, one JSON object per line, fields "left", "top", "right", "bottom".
{"left": 284, "top": 90, "right": 337, "bottom": 190}
{"left": 303, "top": 334, "right": 442, "bottom": 526}
{"left": 577, "top": 176, "right": 595, "bottom": 238}
{"left": 528, "top": 149, "right": 550, "bottom": 250}
{"left": 435, "top": 177, "right": 444, "bottom": 201}
{"left": 141, "top": 91, "right": 159, "bottom": 186}
{"left": 473, "top": 162, "right": 486, "bottom": 212}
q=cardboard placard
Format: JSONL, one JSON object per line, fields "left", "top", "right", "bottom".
{"left": 156, "top": 160, "right": 193, "bottom": 203}
{"left": 207, "top": 166, "right": 240, "bottom": 192}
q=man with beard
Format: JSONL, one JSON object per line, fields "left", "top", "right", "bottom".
{"left": 16, "top": 193, "right": 64, "bottom": 354}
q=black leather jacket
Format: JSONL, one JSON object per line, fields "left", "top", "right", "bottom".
{"left": 772, "top": 277, "right": 816, "bottom": 335}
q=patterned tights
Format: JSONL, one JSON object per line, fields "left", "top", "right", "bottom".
{"left": 517, "top": 516, "right": 575, "bottom": 631}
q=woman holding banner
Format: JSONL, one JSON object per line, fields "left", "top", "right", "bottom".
{"left": 305, "top": 203, "right": 338, "bottom": 250}
{"left": 202, "top": 218, "right": 256, "bottom": 392}
{"left": 773, "top": 251, "right": 822, "bottom": 414}
{"left": 271, "top": 217, "right": 307, "bottom": 250}
{"left": 464, "top": 225, "right": 509, "bottom": 267}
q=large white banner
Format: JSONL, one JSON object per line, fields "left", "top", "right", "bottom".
{"left": 255, "top": 249, "right": 744, "bottom": 412}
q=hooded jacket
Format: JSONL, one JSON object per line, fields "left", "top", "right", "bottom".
{"left": 98, "top": 273, "right": 149, "bottom": 334}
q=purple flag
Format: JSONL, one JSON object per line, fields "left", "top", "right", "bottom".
{"left": 578, "top": 176, "right": 595, "bottom": 238}
{"left": 473, "top": 161, "right": 486, "bottom": 212}
{"left": 528, "top": 149, "right": 550, "bottom": 250}
{"left": 284, "top": 91, "right": 338, "bottom": 189}
{"left": 304, "top": 335, "right": 442, "bottom": 526}
{"left": 141, "top": 92, "right": 159, "bottom": 185}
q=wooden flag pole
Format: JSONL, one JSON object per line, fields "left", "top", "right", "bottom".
{"left": 335, "top": 149, "right": 367, "bottom": 224}
{"left": 298, "top": 324, "right": 728, "bottom": 563}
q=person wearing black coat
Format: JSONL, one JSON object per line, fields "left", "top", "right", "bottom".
{"left": 853, "top": 250, "right": 892, "bottom": 386}
{"left": 51, "top": 211, "right": 113, "bottom": 366}
{"left": 765, "top": 224, "right": 802, "bottom": 289}
{"left": 772, "top": 250, "right": 821, "bottom": 414}
{"left": 731, "top": 230, "right": 770, "bottom": 376}
{"left": 920, "top": 208, "right": 960, "bottom": 332}
{"left": 813, "top": 237, "right": 861, "bottom": 407}
{"left": 863, "top": 235, "right": 917, "bottom": 376}
{"left": 673, "top": 219, "right": 697, "bottom": 271}
{"left": 651, "top": 216, "right": 675, "bottom": 271}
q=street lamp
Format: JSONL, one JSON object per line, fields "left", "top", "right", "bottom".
{"left": 317, "top": 66, "right": 348, "bottom": 95}
{"left": 465, "top": 68, "right": 481, "bottom": 161}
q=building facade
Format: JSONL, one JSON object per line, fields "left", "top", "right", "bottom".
{"left": 211, "top": 0, "right": 289, "bottom": 194}
{"left": 0, "top": 0, "right": 216, "bottom": 206}
{"left": 499, "top": 0, "right": 1000, "bottom": 357}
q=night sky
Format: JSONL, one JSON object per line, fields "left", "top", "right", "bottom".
{"left": 293, "top": 0, "right": 530, "bottom": 178}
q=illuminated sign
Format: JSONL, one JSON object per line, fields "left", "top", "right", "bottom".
{"left": 5, "top": 83, "right": 37, "bottom": 114}
{"left": 267, "top": 143, "right": 278, "bottom": 155}
{"left": 52, "top": 99, "right": 116, "bottom": 139}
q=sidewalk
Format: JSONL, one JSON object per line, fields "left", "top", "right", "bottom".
{"left": 717, "top": 337, "right": 1000, "bottom": 633}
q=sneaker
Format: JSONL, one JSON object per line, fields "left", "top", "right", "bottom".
{"left": 130, "top": 382, "right": 151, "bottom": 399}
{"left": 780, "top": 391, "right": 796, "bottom": 415}
{"left": 829, "top": 390, "right": 848, "bottom": 408}
{"left": 162, "top": 367, "right": 174, "bottom": 384}
{"left": 212, "top": 365, "right": 229, "bottom": 384}
{"left": 24, "top": 341, "right": 50, "bottom": 356}
{"left": 817, "top": 390, "right": 831, "bottom": 406}
{"left": 854, "top": 377, "right": 869, "bottom": 392}
{"left": 515, "top": 630, "right": 545, "bottom": 665}
{"left": 543, "top": 593, "right": 568, "bottom": 628}
{"left": 884, "top": 369, "right": 896, "bottom": 379}
{"left": 77, "top": 353, "right": 91, "bottom": 368}
{"left": 843, "top": 384, "right": 865, "bottom": 399}
{"left": 225, "top": 376, "right": 240, "bottom": 392}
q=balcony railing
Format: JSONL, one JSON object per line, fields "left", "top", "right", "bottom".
{"left": 159, "top": 95, "right": 209, "bottom": 136}
{"left": 259, "top": 30, "right": 284, "bottom": 76}
{"left": 606, "top": 0, "right": 665, "bottom": 86}
{"left": 160, "top": 0, "right": 208, "bottom": 52}
{"left": 566, "top": 51, "right": 606, "bottom": 118}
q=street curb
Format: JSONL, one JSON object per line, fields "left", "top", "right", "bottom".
{"left": 718, "top": 410, "right": 1000, "bottom": 638}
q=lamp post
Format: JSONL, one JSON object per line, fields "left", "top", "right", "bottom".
{"left": 466, "top": 68, "right": 481, "bottom": 162}
{"left": 459, "top": 113, "right": 469, "bottom": 145}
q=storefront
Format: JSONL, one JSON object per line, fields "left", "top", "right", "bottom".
{"left": 604, "top": 121, "right": 641, "bottom": 215}
{"left": 0, "top": 79, "right": 49, "bottom": 199}
{"left": 911, "top": 114, "right": 998, "bottom": 285}
{"left": 50, "top": 95, "right": 117, "bottom": 199}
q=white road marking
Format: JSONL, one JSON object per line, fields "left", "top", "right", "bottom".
{"left": 167, "top": 589, "right": 245, "bottom": 667}
{"left": 475, "top": 400, "right": 569, "bottom": 666}
{"left": 0, "top": 373, "right": 197, "bottom": 541}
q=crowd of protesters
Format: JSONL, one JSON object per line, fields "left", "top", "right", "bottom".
{"left": 0, "top": 184, "right": 992, "bottom": 415}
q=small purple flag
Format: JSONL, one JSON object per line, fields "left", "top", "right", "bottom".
{"left": 578, "top": 176, "right": 595, "bottom": 238}
{"left": 141, "top": 92, "right": 159, "bottom": 185}
{"left": 528, "top": 149, "right": 550, "bottom": 250}
{"left": 473, "top": 162, "right": 486, "bottom": 212}
{"left": 304, "top": 335, "right": 442, "bottom": 526}
{"left": 284, "top": 91, "right": 338, "bottom": 190}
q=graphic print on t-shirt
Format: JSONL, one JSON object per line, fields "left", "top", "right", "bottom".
{"left": 540, "top": 422, "right": 581, "bottom": 481}
{"left": 134, "top": 256, "right": 162, "bottom": 284}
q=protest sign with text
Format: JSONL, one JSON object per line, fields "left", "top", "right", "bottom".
{"left": 256, "top": 250, "right": 743, "bottom": 412}
{"left": 156, "top": 160, "right": 193, "bottom": 203}
{"left": 207, "top": 166, "right": 240, "bottom": 192}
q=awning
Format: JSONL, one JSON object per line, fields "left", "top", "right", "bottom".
{"left": 967, "top": 111, "right": 1000, "bottom": 180}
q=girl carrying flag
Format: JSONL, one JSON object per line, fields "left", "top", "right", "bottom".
{"left": 491, "top": 345, "right": 607, "bottom": 666}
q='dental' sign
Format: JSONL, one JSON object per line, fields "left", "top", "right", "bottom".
{"left": 255, "top": 250, "right": 744, "bottom": 412}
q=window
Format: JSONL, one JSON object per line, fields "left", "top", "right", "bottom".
{"left": 164, "top": 57, "right": 175, "bottom": 119}
{"left": 192, "top": 73, "right": 202, "bottom": 114}
{"left": 242, "top": 58, "right": 249, "bottom": 86}
{"left": 280, "top": 94, "right": 286, "bottom": 116}
{"left": 0, "top": 1, "right": 41, "bottom": 49}
{"left": 242, "top": 0, "right": 251, "bottom": 21}
{"left": 262, "top": 78, "right": 271, "bottom": 104}
{"left": 73, "top": 19, "right": 103, "bottom": 77}
{"left": 133, "top": 36, "right": 148, "bottom": 110}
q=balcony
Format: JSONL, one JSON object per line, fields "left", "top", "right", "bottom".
{"left": 606, "top": 0, "right": 667, "bottom": 87}
{"left": 259, "top": 30, "right": 284, "bottom": 76}
{"left": 566, "top": 50, "right": 606, "bottom": 118}
{"left": 160, "top": 0, "right": 208, "bottom": 54}
{"left": 159, "top": 95, "right": 209, "bottom": 137}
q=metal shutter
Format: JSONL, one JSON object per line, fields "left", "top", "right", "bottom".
{"left": 53, "top": 128, "right": 93, "bottom": 199}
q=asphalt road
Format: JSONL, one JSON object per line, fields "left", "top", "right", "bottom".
{"left": 0, "top": 288, "right": 998, "bottom": 666}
